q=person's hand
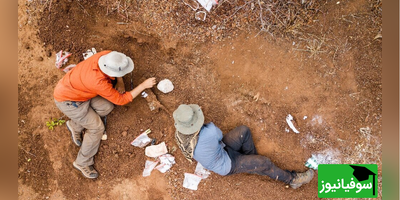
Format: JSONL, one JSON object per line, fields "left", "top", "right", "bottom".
{"left": 114, "top": 80, "right": 125, "bottom": 94}
{"left": 140, "top": 77, "right": 156, "bottom": 89}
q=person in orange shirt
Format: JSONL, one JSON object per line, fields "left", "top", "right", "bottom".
{"left": 54, "top": 50, "right": 156, "bottom": 179}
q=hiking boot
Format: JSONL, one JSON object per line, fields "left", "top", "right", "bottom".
{"left": 73, "top": 161, "right": 99, "bottom": 179}
{"left": 66, "top": 120, "right": 82, "bottom": 147}
{"left": 290, "top": 169, "right": 314, "bottom": 189}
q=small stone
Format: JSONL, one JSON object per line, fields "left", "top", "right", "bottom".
{"left": 36, "top": 56, "right": 43, "bottom": 61}
{"left": 124, "top": 126, "right": 129, "bottom": 131}
{"left": 121, "top": 131, "right": 127, "bottom": 137}
{"left": 103, "top": 145, "right": 108, "bottom": 149}
{"left": 124, "top": 35, "right": 130, "bottom": 38}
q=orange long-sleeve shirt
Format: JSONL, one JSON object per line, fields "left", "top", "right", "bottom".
{"left": 53, "top": 50, "right": 133, "bottom": 105}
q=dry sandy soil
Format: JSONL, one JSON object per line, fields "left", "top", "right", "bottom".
{"left": 18, "top": 0, "right": 382, "bottom": 199}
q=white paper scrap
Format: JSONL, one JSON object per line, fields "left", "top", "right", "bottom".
{"left": 286, "top": 114, "right": 300, "bottom": 133}
{"left": 131, "top": 129, "right": 152, "bottom": 148}
{"left": 155, "top": 163, "right": 170, "bottom": 173}
{"left": 145, "top": 142, "right": 168, "bottom": 157}
{"left": 143, "top": 160, "right": 159, "bottom": 177}
{"left": 83, "top": 48, "right": 97, "bottom": 60}
{"left": 183, "top": 173, "right": 202, "bottom": 190}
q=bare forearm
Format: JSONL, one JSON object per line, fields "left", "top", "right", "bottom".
{"left": 116, "top": 77, "right": 124, "bottom": 85}
{"left": 114, "top": 77, "right": 126, "bottom": 94}
{"left": 129, "top": 84, "right": 146, "bottom": 99}
{"left": 129, "top": 77, "right": 157, "bottom": 99}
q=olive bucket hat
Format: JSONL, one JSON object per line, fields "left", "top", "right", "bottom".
{"left": 173, "top": 104, "right": 204, "bottom": 135}
{"left": 98, "top": 51, "right": 134, "bottom": 77}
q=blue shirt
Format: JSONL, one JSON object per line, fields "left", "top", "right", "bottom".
{"left": 193, "top": 122, "right": 232, "bottom": 176}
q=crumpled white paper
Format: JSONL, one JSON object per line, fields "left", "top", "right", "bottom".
{"left": 155, "top": 154, "right": 176, "bottom": 173}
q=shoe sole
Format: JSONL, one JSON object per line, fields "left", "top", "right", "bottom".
{"left": 66, "top": 121, "right": 82, "bottom": 147}
{"left": 290, "top": 170, "right": 314, "bottom": 189}
{"left": 73, "top": 162, "right": 98, "bottom": 179}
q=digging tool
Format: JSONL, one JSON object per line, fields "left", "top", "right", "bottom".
{"left": 101, "top": 115, "right": 107, "bottom": 140}
{"left": 130, "top": 71, "right": 134, "bottom": 90}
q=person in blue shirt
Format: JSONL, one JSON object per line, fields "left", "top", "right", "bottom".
{"left": 173, "top": 104, "right": 314, "bottom": 189}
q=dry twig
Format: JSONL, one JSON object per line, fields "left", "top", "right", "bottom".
{"left": 254, "top": 0, "right": 270, "bottom": 37}
{"left": 77, "top": 1, "right": 90, "bottom": 16}
{"left": 18, "top": 145, "right": 37, "bottom": 158}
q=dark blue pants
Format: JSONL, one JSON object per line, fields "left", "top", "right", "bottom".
{"left": 223, "top": 126, "right": 294, "bottom": 184}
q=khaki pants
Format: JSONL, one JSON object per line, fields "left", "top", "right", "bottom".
{"left": 55, "top": 96, "right": 114, "bottom": 166}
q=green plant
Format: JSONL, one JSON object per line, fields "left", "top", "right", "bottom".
{"left": 46, "top": 118, "right": 66, "bottom": 131}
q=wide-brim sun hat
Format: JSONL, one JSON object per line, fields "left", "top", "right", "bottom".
{"left": 98, "top": 51, "right": 134, "bottom": 77}
{"left": 173, "top": 104, "right": 204, "bottom": 135}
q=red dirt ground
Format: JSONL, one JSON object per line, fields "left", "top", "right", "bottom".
{"left": 18, "top": 0, "right": 382, "bottom": 199}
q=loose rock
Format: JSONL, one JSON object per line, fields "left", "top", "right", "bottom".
{"left": 121, "top": 131, "right": 127, "bottom": 137}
